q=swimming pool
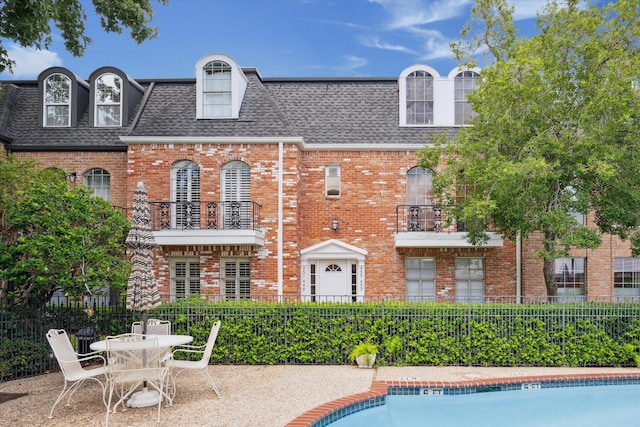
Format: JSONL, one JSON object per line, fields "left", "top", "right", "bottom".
{"left": 326, "top": 382, "right": 640, "bottom": 427}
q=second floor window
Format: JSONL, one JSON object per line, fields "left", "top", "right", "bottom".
{"left": 171, "top": 160, "right": 201, "bottom": 229}
{"left": 84, "top": 168, "right": 110, "bottom": 201}
{"left": 44, "top": 73, "right": 71, "bottom": 127}
{"left": 95, "top": 73, "right": 122, "bottom": 126}
{"left": 325, "top": 165, "right": 341, "bottom": 196}
{"left": 406, "top": 70, "right": 433, "bottom": 125}
{"left": 222, "top": 161, "right": 250, "bottom": 229}
{"left": 203, "top": 60, "right": 232, "bottom": 117}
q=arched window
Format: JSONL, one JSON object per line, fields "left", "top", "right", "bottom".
{"left": 406, "top": 167, "right": 433, "bottom": 206}
{"left": 171, "top": 160, "right": 200, "bottom": 229}
{"left": 84, "top": 168, "right": 110, "bottom": 200}
{"left": 405, "top": 167, "right": 435, "bottom": 231}
{"left": 202, "top": 60, "right": 232, "bottom": 117}
{"left": 44, "top": 73, "right": 71, "bottom": 127}
{"left": 454, "top": 70, "right": 479, "bottom": 125}
{"left": 94, "top": 73, "right": 122, "bottom": 126}
{"left": 406, "top": 70, "right": 434, "bottom": 125}
{"left": 221, "top": 161, "right": 250, "bottom": 229}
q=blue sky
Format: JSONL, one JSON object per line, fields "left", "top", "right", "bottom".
{"left": 1, "top": 0, "right": 550, "bottom": 81}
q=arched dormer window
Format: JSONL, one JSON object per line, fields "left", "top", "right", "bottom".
{"left": 454, "top": 70, "right": 480, "bottom": 125}
{"left": 94, "top": 73, "right": 122, "bottom": 126}
{"left": 89, "top": 67, "right": 144, "bottom": 128}
{"left": 399, "top": 65, "right": 439, "bottom": 127}
{"left": 38, "top": 67, "right": 89, "bottom": 128}
{"left": 44, "top": 73, "right": 71, "bottom": 127}
{"left": 195, "top": 54, "right": 247, "bottom": 119}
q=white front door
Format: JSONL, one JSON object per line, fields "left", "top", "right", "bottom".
{"left": 317, "top": 260, "right": 350, "bottom": 301}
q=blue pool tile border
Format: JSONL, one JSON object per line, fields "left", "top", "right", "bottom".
{"left": 304, "top": 374, "right": 640, "bottom": 427}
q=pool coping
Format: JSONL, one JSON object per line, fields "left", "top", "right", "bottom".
{"left": 284, "top": 372, "right": 640, "bottom": 427}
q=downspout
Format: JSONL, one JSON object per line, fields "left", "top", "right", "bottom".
{"left": 516, "top": 231, "right": 522, "bottom": 304}
{"left": 278, "top": 141, "right": 284, "bottom": 301}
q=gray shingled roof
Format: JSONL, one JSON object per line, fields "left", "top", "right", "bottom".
{"left": 0, "top": 69, "right": 457, "bottom": 150}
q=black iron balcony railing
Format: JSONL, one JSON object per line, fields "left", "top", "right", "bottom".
{"left": 396, "top": 204, "right": 466, "bottom": 233}
{"left": 149, "top": 201, "right": 261, "bottom": 231}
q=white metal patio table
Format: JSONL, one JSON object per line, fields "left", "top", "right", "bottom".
{"left": 91, "top": 334, "right": 193, "bottom": 408}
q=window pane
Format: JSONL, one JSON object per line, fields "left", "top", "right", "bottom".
{"left": 406, "top": 258, "right": 435, "bottom": 301}
{"left": 84, "top": 168, "right": 110, "bottom": 201}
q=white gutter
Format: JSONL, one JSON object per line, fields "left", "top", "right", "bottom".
{"left": 516, "top": 231, "right": 522, "bottom": 304}
{"left": 278, "top": 141, "right": 284, "bottom": 301}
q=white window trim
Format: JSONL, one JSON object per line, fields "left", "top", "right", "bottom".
{"left": 94, "top": 72, "right": 122, "bottom": 127}
{"left": 325, "top": 164, "right": 341, "bottom": 197}
{"left": 195, "top": 53, "right": 248, "bottom": 119}
{"left": 43, "top": 73, "right": 72, "bottom": 127}
{"left": 398, "top": 64, "right": 439, "bottom": 127}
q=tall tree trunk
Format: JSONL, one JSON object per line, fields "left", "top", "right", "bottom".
{"left": 543, "top": 227, "right": 557, "bottom": 300}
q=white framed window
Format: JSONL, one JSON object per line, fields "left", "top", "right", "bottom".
{"left": 405, "top": 166, "right": 435, "bottom": 231}
{"left": 454, "top": 70, "right": 479, "bottom": 125}
{"left": 44, "top": 73, "right": 71, "bottom": 127}
{"left": 455, "top": 258, "right": 485, "bottom": 303}
{"left": 195, "top": 54, "right": 247, "bottom": 119}
{"left": 94, "top": 73, "right": 122, "bottom": 126}
{"left": 406, "top": 258, "right": 436, "bottom": 301}
{"left": 554, "top": 257, "right": 586, "bottom": 302}
{"left": 406, "top": 70, "right": 434, "bottom": 125}
{"left": 171, "top": 258, "right": 201, "bottom": 300}
{"left": 614, "top": 257, "right": 640, "bottom": 299}
{"left": 325, "top": 165, "right": 341, "bottom": 197}
{"left": 171, "top": 160, "right": 201, "bottom": 229}
{"left": 222, "top": 259, "right": 250, "bottom": 301}
{"left": 83, "top": 168, "right": 110, "bottom": 201}
{"left": 221, "top": 161, "right": 250, "bottom": 229}
{"left": 203, "top": 60, "right": 232, "bottom": 117}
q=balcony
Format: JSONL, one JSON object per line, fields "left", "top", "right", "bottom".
{"left": 395, "top": 204, "right": 503, "bottom": 248}
{"left": 149, "top": 201, "right": 264, "bottom": 246}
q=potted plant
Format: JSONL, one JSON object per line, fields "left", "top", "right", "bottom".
{"left": 349, "top": 341, "right": 378, "bottom": 368}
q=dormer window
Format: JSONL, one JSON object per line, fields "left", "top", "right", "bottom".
{"left": 203, "top": 61, "right": 232, "bottom": 117}
{"left": 44, "top": 73, "right": 71, "bottom": 127}
{"left": 454, "top": 70, "right": 479, "bottom": 125}
{"left": 406, "top": 70, "right": 434, "bottom": 125}
{"left": 94, "top": 73, "right": 122, "bottom": 126}
{"left": 195, "top": 54, "right": 247, "bottom": 119}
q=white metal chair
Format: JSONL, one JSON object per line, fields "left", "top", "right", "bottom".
{"left": 45, "top": 329, "right": 109, "bottom": 419}
{"left": 104, "top": 333, "right": 169, "bottom": 425}
{"left": 165, "top": 320, "right": 222, "bottom": 399}
{"left": 131, "top": 319, "right": 171, "bottom": 335}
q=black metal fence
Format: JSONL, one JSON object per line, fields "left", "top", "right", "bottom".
{"left": 2, "top": 297, "right": 639, "bottom": 382}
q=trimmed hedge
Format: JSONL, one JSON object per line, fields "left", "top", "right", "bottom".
{"left": 2, "top": 299, "right": 640, "bottom": 381}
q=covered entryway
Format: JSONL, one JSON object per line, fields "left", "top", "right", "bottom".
{"left": 300, "top": 240, "right": 367, "bottom": 302}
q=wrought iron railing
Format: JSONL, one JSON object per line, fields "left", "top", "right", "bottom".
{"left": 148, "top": 201, "right": 261, "bottom": 231}
{"left": 396, "top": 204, "right": 466, "bottom": 233}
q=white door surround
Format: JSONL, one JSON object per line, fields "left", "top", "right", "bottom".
{"left": 300, "top": 239, "right": 367, "bottom": 302}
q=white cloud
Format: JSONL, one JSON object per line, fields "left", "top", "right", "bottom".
{"left": 341, "top": 55, "right": 368, "bottom": 71}
{"left": 510, "top": 0, "right": 549, "bottom": 20}
{"left": 359, "top": 35, "right": 417, "bottom": 55}
{"left": 2, "top": 45, "right": 62, "bottom": 79}
{"left": 370, "top": 0, "right": 473, "bottom": 30}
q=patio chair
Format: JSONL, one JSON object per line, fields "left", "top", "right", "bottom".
{"left": 104, "top": 333, "right": 170, "bottom": 425}
{"left": 45, "top": 329, "right": 109, "bottom": 419}
{"left": 165, "top": 320, "right": 222, "bottom": 399}
{"left": 131, "top": 319, "right": 171, "bottom": 335}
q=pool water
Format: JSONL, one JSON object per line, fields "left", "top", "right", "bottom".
{"left": 327, "top": 384, "right": 640, "bottom": 427}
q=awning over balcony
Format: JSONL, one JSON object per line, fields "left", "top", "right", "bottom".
{"left": 394, "top": 231, "right": 504, "bottom": 248}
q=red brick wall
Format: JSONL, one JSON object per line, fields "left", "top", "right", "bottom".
{"left": 11, "top": 151, "right": 128, "bottom": 207}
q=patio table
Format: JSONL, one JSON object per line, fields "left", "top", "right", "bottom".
{"left": 91, "top": 334, "right": 193, "bottom": 407}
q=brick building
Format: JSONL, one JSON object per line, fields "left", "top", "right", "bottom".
{"left": 1, "top": 53, "right": 636, "bottom": 302}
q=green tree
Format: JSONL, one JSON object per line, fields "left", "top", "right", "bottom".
{"left": 0, "top": 157, "right": 130, "bottom": 306}
{"left": 421, "top": 0, "right": 640, "bottom": 297}
{"left": 0, "top": 0, "right": 168, "bottom": 73}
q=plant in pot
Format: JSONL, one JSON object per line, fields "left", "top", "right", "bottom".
{"left": 349, "top": 341, "right": 378, "bottom": 368}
